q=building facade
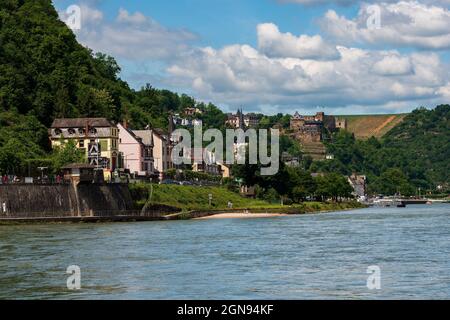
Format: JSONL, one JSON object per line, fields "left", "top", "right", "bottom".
{"left": 226, "top": 109, "right": 259, "bottom": 129}
{"left": 151, "top": 128, "right": 172, "bottom": 176}
{"left": 49, "top": 118, "right": 120, "bottom": 174}
{"left": 118, "top": 123, "right": 155, "bottom": 177}
{"left": 290, "top": 112, "right": 348, "bottom": 143}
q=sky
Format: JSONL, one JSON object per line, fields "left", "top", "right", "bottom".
{"left": 53, "top": 0, "right": 450, "bottom": 115}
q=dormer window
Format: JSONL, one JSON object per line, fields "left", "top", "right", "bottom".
{"left": 78, "top": 128, "right": 86, "bottom": 135}
{"left": 54, "top": 128, "right": 62, "bottom": 135}
{"left": 68, "top": 128, "right": 76, "bottom": 135}
{"left": 89, "top": 128, "right": 97, "bottom": 135}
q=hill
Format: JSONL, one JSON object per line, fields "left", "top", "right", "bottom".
{"left": 312, "top": 105, "right": 450, "bottom": 195}
{"left": 0, "top": 0, "right": 227, "bottom": 174}
{"left": 339, "top": 114, "right": 407, "bottom": 139}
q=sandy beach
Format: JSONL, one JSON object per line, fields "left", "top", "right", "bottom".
{"left": 195, "top": 212, "right": 289, "bottom": 220}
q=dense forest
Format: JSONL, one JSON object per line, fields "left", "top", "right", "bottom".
{"left": 0, "top": 1, "right": 448, "bottom": 197}
{"left": 0, "top": 0, "right": 230, "bottom": 173}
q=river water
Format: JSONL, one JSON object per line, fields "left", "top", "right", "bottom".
{"left": 0, "top": 204, "right": 449, "bottom": 300}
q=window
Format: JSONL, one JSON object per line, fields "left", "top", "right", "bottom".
{"left": 79, "top": 140, "right": 84, "bottom": 148}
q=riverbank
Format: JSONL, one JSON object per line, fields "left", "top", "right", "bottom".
{"left": 0, "top": 202, "right": 365, "bottom": 224}
{"left": 195, "top": 212, "right": 289, "bottom": 219}
{"left": 164, "top": 201, "right": 365, "bottom": 221}
{"left": 129, "top": 183, "right": 366, "bottom": 212}
{"left": 0, "top": 183, "right": 365, "bottom": 224}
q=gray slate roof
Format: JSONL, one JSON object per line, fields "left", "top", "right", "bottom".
{"left": 133, "top": 130, "right": 154, "bottom": 146}
{"left": 51, "top": 118, "right": 115, "bottom": 128}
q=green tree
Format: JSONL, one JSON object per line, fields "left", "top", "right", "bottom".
{"left": 51, "top": 140, "right": 85, "bottom": 171}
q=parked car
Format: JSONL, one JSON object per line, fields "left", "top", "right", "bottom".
{"left": 160, "top": 179, "right": 180, "bottom": 185}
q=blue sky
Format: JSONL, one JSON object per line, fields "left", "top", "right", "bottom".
{"left": 55, "top": 0, "right": 358, "bottom": 47}
{"left": 54, "top": 0, "right": 450, "bottom": 115}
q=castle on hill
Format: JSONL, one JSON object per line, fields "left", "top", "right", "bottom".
{"left": 290, "top": 112, "right": 347, "bottom": 143}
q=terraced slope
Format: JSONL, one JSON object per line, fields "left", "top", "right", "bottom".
{"left": 301, "top": 142, "right": 327, "bottom": 160}
{"left": 341, "top": 114, "right": 407, "bottom": 139}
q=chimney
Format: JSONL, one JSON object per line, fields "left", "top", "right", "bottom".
{"left": 123, "top": 119, "right": 128, "bottom": 129}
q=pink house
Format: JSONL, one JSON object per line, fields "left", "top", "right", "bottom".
{"left": 118, "top": 123, "right": 155, "bottom": 177}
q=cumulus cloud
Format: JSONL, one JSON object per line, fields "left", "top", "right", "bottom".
{"left": 257, "top": 23, "right": 340, "bottom": 60}
{"left": 72, "top": 6, "right": 198, "bottom": 60}
{"left": 437, "top": 83, "right": 450, "bottom": 99}
{"left": 167, "top": 40, "right": 450, "bottom": 112}
{"left": 320, "top": 1, "right": 450, "bottom": 50}
{"left": 58, "top": 1, "right": 450, "bottom": 114}
{"left": 372, "top": 54, "right": 413, "bottom": 76}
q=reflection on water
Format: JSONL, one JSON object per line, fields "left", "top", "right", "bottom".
{"left": 0, "top": 204, "right": 449, "bottom": 299}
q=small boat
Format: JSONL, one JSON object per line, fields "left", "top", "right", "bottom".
{"left": 397, "top": 202, "right": 406, "bottom": 208}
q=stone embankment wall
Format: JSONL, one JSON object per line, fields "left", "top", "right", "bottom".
{"left": 0, "top": 184, "right": 135, "bottom": 218}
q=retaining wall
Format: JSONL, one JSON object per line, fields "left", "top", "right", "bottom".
{"left": 0, "top": 183, "right": 135, "bottom": 218}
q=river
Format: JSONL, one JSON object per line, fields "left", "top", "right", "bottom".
{"left": 0, "top": 204, "right": 449, "bottom": 299}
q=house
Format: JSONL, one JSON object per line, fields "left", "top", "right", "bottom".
{"left": 118, "top": 124, "right": 173, "bottom": 180}
{"left": 118, "top": 123, "right": 155, "bottom": 177}
{"left": 226, "top": 109, "right": 260, "bottom": 129}
{"left": 172, "top": 114, "right": 203, "bottom": 127}
{"left": 282, "top": 152, "right": 300, "bottom": 167}
{"left": 151, "top": 128, "right": 172, "bottom": 177}
{"left": 49, "top": 118, "right": 120, "bottom": 177}
{"left": 189, "top": 148, "right": 221, "bottom": 176}
{"left": 184, "top": 107, "right": 202, "bottom": 116}
{"left": 186, "top": 148, "right": 230, "bottom": 177}
{"left": 61, "top": 163, "right": 98, "bottom": 184}
{"left": 244, "top": 113, "right": 259, "bottom": 128}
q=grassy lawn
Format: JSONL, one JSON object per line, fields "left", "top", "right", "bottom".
{"left": 129, "top": 183, "right": 364, "bottom": 213}
{"left": 130, "top": 183, "right": 270, "bottom": 211}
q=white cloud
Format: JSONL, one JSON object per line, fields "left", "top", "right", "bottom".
{"left": 167, "top": 36, "right": 450, "bottom": 113}
{"left": 372, "top": 54, "right": 413, "bottom": 76}
{"left": 437, "top": 82, "right": 450, "bottom": 99}
{"left": 320, "top": 1, "right": 450, "bottom": 50}
{"left": 116, "top": 8, "right": 147, "bottom": 24}
{"left": 58, "top": 1, "right": 450, "bottom": 114}
{"left": 72, "top": 7, "right": 198, "bottom": 60}
{"left": 257, "top": 23, "right": 340, "bottom": 60}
